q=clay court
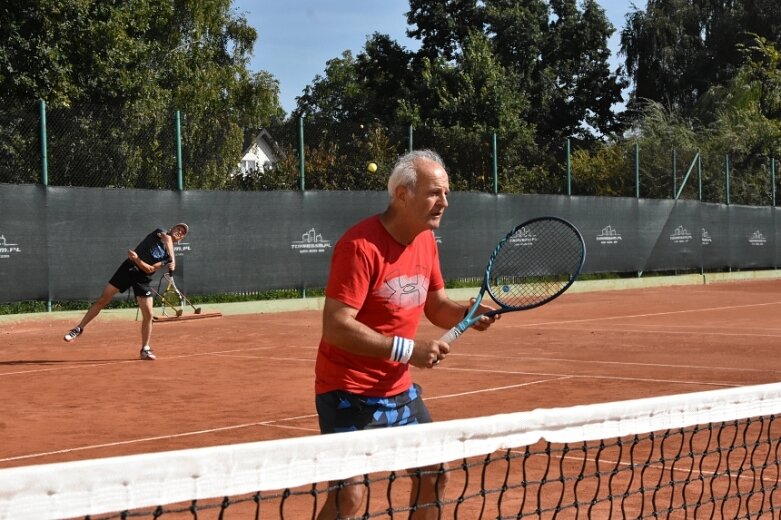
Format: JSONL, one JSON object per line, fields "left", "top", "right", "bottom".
{"left": 3, "top": 275, "right": 781, "bottom": 474}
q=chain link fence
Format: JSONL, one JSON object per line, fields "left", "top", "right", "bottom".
{"left": 2, "top": 100, "right": 781, "bottom": 205}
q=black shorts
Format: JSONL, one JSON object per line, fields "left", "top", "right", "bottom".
{"left": 315, "top": 383, "right": 432, "bottom": 434}
{"left": 108, "top": 260, "right": 153, "bottom": 298}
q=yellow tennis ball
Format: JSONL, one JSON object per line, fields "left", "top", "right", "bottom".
{"left": 367, "top": 162, "right": 378, "bottom": 173}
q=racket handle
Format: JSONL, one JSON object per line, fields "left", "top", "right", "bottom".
{"left": 439, "top": 327, "right": 463, "bottom": 345}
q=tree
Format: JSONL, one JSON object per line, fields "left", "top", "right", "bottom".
{"left": 621, "top": 0, "right": 781, "bottom": 115}
{"left": 291, "top": 0, "right": 625, "bottom": 193}
{"left": 526, "top": 0, "right": 626, "bottom": 144}
{"left": 0, "top": 0, "right": 282, "bottom": 188}
{"left": 406, "top": 0, "right": 625, "bottom": 143}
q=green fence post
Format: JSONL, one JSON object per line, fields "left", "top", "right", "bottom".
{"left": 698, "top": 152, "right": 702, "bottom": 201}
{"left": 40, "top": 100, "right": 51, "bottom": 312}
{"left": 634, "top": 142, "right": 642, "bottom": 277}
{"left": 725, "top": 154, "right": 730, "bottom": 205}
{"left": 772, "top": 157, "right": 776, "bottom": 207}
{"left": 298, "top": 116, "right": 305, "bottom": 191}
{"left": 634, "top": 142, "right": 640, "bottom": 198}
{"left": 175, "top": 110, "right": 183, "bottom": 191}
{"left": 672, "top": 149, "right": 677, "bottom": 198}
{"left": 566, "top": 138, "right": 571, "bottom": 196}
{"left": 408, "top": 125, "right": 413, "bottom": 153}
{"left": 39, "top": 100, "right": 48, "bottom": 186}
{"left": 491, "top": 132, "right": 499, "bottom": 195}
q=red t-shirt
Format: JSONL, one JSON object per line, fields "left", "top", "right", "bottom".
{"left": 315, "top": 215, "right": 445, "bottom": 396}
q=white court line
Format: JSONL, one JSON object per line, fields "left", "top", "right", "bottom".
{"left": 4, "top": 300, "right": 778, "bottom": 378}
{"left": 2, "top": 379, "right": 550, "bottom": 463}
{"left": 4, "top": 299, "right": 776, "bottom": 462}
{"left": 512, "top": 299, "right": 781, "bottom": 328}
{"left": 522, "top": 325, "right": 781, "bottom": 339}
{"left": 585, "top": 322, "right": 781, "bottom": 332}
{"left": 1, "top": 370, "right": 733, "bottom": 465}
{"left": 0, "top": 346, "right": 305, "bottom": 377}
{"left": 0, "top": 414, "right": 320, "bottom": 464}
{"left": 424, "top": 376, "right": 573, "bottom": 400}
{"left": 442, "top": 366, "right": 741, "bottom": 388}
{"left": 550, "top": 453, "right": 774, "bottom": 486}
{"left": 3, "top": 379, "right": 569, "bottom": 464}
{"left": 447, "top": 352, "right": 779, "bottom": 373}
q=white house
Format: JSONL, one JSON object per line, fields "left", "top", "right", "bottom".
{"left": 238, "top": 129, "right": 277, "bottom": 174}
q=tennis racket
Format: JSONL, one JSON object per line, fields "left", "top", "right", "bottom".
{"left": 440, "top": 216, "right": 586, "bottom": 345}
{"left": 163, "top": 273, "right": 203, "bottom": 314}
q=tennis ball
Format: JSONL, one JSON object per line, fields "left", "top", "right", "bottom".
{"left": 367, "top": 162, "right": 378, "bottom": 173}
{"left": 502, "top": 285, "right": 510, "bottom": 293}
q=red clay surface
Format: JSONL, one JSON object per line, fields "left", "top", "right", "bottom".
{"left": 3, "top": 278, "right": 781, "bottom": 473}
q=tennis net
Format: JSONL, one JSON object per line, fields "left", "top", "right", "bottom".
{"left": 2, "top": 382, "right": 781, "bottom": 519}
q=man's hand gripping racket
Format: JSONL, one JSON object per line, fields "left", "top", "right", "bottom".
{"left": 440, "top": 216, "right": 586, "bottom": 345}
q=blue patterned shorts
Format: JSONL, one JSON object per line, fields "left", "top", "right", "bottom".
{"left": 316, "top": 383, "right": 432, "bottom": 434}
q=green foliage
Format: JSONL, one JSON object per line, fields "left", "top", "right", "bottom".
{"left": 4, "top": 1, "right": 781, "bottom": 202}
{"left": 0, "top": 0, "right": 283, "bottom": 189}
{"left": 572, "top": 33, "right": 781, "bottom": 204}
{"left": 292, "top": 0, "right": 624, "bottom": 194}
{"left": 621, "top": 0, "right": 781, "bottom": 116}
{"left": 570, "top": 143, "right": 635, "bottom": 197}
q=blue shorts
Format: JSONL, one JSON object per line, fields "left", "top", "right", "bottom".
{"left": 315, "top": 383, "right": 432, "bottom": 434}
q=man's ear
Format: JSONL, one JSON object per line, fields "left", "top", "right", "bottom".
{"left": 394, "top": 185, "right": 410, "bottom": 204}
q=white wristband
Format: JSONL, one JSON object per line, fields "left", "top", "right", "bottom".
{"left": 390, "top": 336, "right": 414, "bottom": 364}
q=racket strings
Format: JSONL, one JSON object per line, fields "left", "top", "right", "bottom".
{"left": 488, "top": 220, "right": 584, "bottom": 309}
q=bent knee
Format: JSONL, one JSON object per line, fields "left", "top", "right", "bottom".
{"left": 330, "top": 483, "right": 366, "bottom": 516}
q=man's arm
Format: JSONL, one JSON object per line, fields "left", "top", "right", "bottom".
{"left": 127, "top": 250, "right": 161, "bottom": 274}
{"left": 322, "top": 297, "right": 448, "bottom": 368}
{"left": 161, "top": 233, "right": 176, "bottom": 272}
{"left": 424, "top": 288, "right": 498, "bottom": 332}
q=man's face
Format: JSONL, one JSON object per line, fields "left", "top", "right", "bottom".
{"left": 170, "top": 225, "right": 187, "bottom": 242}
{"left": 405, "top": 159, "right": 449, "bottom": 232}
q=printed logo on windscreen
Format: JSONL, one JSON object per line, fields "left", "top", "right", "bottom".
{"left": 173, "top": 241, "right": 191, "bottom": 256}
{"left": 508, "top": 226, "right": 537, "bottom": 247}
{"left": 596, "top": 225, "right": 622, "bottom": 245}
{"left": 0, "top": 234, "right": 22, "bottom": 260}
{"left": 291, "top": 228, "right": 332, "bottom": 254}
{"left": 702, "top": 228, "right": 712, "bottom": 245}
{"left": 749, "top": 230, "right": 767, "bottom": 246}
{"left": 669, "top": 225, "right": 692, "bottom": 244}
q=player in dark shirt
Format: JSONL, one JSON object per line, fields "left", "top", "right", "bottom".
{"left": 63, "top": 224, "right": 189, "bottom": 360}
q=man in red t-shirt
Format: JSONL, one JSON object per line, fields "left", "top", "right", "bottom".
{"left": 315, "top": 150, "right": 498, "bottom": 519}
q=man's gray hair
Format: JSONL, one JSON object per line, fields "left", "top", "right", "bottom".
{"left": 387, "top": 150, "right": 445, "bottom": 200}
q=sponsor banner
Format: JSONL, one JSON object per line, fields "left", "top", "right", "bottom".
{"left": 0, "top": 185, "right": 48, "bottom": 301}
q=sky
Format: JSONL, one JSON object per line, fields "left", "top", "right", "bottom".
{"left": 232, "top": 0, "right": 635, "bottom": 114}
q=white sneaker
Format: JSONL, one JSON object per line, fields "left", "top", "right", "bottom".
{"left": 140, "top": 346, "right": 157, "bottom": 360}
{"left": 64, "top": 327, "right": 82, "bottom": 342}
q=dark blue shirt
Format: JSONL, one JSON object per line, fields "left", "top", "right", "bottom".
{"left": 133, "top": 228, "right": 170, "bottom": 266}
